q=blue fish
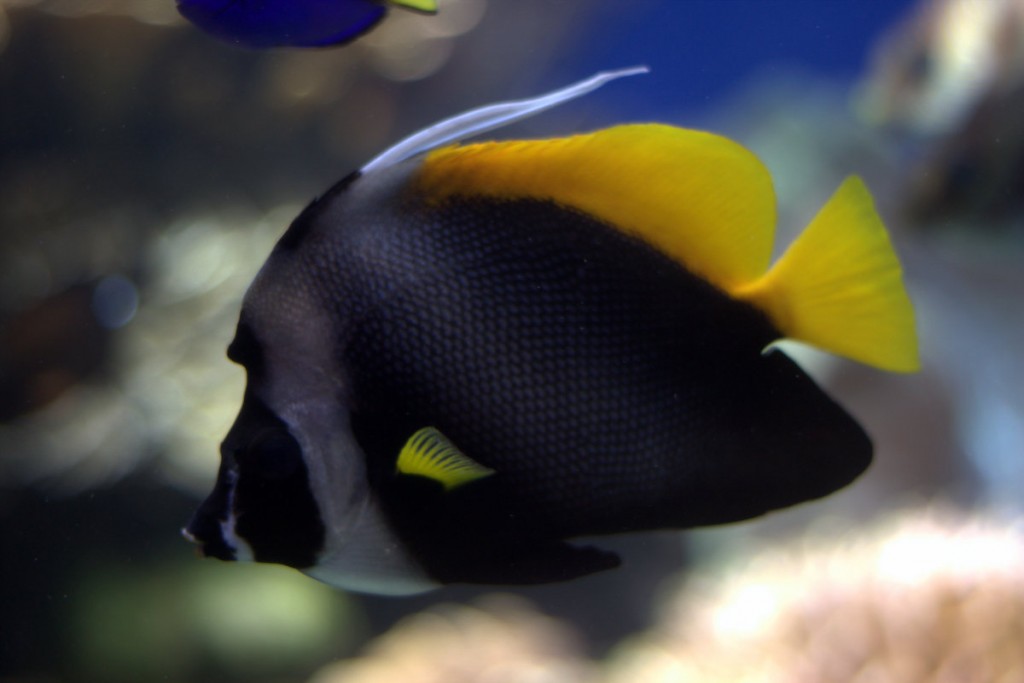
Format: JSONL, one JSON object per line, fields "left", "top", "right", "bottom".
{"left": 177, "top": 0, "right": 438, "bottom": 48}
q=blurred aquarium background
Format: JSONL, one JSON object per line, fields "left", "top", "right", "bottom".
{"left": 3, "top": 0, "right": 1024, "bottom": 681}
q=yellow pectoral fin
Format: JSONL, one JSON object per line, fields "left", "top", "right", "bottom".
{"left": 396, "top": 427, "right": 495, "bottom": 490}
{"left": 389, "top": 0, "right": 438, "bottom": 13}
{"left": 735, "top": 176, "right": 920, "bottom": 373}
{"left": 415, "top": 124, "right": 778, "bottom": 291}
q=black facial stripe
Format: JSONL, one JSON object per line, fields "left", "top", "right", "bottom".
{"left": 234, "top": 454, "right": 324, "bottom": 568}
{"left": 246, "top": 429, "right": 303, "bottom": 480}
{"left": 228, "top": 392, "right": 326, "bottom": 568}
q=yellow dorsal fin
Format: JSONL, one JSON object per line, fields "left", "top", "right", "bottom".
{"left": 413, "top": 124, "right": 777, "bottom": 291}
{"left": 396, "top": 427, "right": 495, "bottom": 491}
{"left": 734, "top": 176, "right": 920, "bottom": 372}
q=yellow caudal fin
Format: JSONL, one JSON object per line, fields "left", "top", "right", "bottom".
{"left": 733, "top": 176, "right": 920, "bottom": 372}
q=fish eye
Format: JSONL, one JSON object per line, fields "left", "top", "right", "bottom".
{"left": 241, "top": 429, "right": 303, "bottom": 481}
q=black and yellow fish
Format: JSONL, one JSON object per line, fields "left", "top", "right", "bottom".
{"left": 184, "top": 68, "right": 919, "bottom": 594}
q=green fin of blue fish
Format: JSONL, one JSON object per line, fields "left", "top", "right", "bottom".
{"left": 392, "top": 0, "right": 438, "bottom": 11}
{"left": 413, "top": 125, "right": 919, "bottom": 373}
{"left": 396, "top": 427, "right": 495, "bottom": 490}
{"left": 177, "top": 0, "right": 437, "bottom": 49}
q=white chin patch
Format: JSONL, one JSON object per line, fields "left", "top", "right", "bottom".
{"left": 302, "top": 562, "right": 437, "bottom": 596}
{"left": 220, "top": 513, "right": 255, "bottom": 562}
{"left": 300, "top": 503, "right": 439, "bottom": 595}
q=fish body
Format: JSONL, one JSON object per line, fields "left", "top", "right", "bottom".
{"left": 176, "top": 0, "right": 437, "bottom": 48}
{"left": 185, "top": 70, "right": 919, "bottom": 594}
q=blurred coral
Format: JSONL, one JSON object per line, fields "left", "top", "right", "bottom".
{"left": 309, "top": 595, "right": 596, "bottom": 683}
{"left": 606, "top": 508, "right": 1024, "bottom": 683}
{"left": 857, "top": 0, "right": 1024, "bottom": 135}
{"left": 856, "top": 0, "right": 1024, "bottom": 224}
{"left": 300, "top": 509, "right": 1024, "bottom": 683}
{"left": 0, "top": 208, "right": 286, "bottom": 493}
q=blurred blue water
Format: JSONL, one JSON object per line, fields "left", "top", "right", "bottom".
{"left": 553, "top": 0, "right": 917, "bottom": 119}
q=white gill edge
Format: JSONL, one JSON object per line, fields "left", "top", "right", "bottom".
{"left": 360, "top": 65, "right": 649, "bottom": 174}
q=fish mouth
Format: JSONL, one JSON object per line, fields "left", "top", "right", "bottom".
{"left": 184, "top": 460, "right": 240, "bottom": 561}
{"left": 183, "top": 509, "right": 237, "bottom": 561}
{"left": 182, "top": 518, "right": 235, "bottom": 561}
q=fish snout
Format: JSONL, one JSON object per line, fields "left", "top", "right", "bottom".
{"left": 182, "top": 515, "right": 236, "bottom": 561}
{"left": 183, "top": 489, "right": 237, "bottom": 561}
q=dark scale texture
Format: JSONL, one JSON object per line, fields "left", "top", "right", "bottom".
{"left": 304, "top": 191, "right": 870, "bottom": 561}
